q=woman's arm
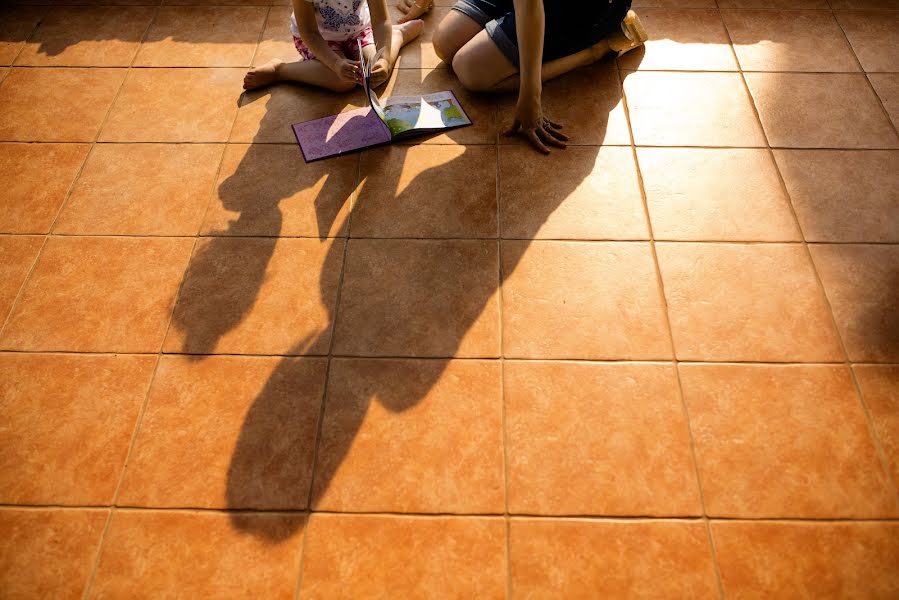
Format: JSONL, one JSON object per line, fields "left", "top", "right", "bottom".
{"left": 507, "top": 0, "right": 566, "bottom": 153}
{"left": 295, "top": 0, "right": 359, "bottom": 82}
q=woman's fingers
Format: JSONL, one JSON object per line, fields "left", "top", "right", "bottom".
{"left": 546, "top": 124, "right": 569, "bottom": 142}
{"left": 544, "top": 117, "right": 563, "bottom": 130}
{"left": 504, "top": 119, "right": 521, "bottom": 136}
{"left": 537, "top": 126, "right": 566, "bottom": 149}
{"left": 396, "top": 0, "right": 413, "bottom": 13}
{"left": 526, "top": 130, "right": 551, "bottom": 154}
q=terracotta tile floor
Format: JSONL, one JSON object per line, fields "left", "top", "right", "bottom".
{"left": 1, "top": 1, "right": 898, "bottom": 598}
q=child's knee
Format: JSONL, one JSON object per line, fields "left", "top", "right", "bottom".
{"left": 452, "top": 49, "right": 493, "bottom": 92}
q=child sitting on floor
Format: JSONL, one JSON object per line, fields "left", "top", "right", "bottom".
{"left": 244, "top": 0, "right": 424, "bottom": 92}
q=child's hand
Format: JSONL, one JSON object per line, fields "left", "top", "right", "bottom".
{"left": 369, "top": 57, "right": 390, "bottom": 87}
{"left": 333, "top": 58, "right": 362, "bottom": 83}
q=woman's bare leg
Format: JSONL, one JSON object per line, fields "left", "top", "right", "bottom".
{"left": 451, "top": 30, "right": 615, "bottom": 93}
{"left": 432, "top": 10, "right": 485, "bottom": 64}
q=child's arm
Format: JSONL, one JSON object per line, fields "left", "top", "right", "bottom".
{"left": 294, "top": 0, "right": 360, "bottom": 82}
{"left": 367, "top": 0, "right": 393, "bottom": 86}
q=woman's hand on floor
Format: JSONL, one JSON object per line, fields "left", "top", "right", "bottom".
{"left": 505, "top": 94, "right": 568, "bottom": 154}
{"left": 395, "top": 0, "right": 431, "bottom": 24}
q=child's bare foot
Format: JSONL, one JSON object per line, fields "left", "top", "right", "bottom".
{"left": 396, "top": 18, "right": 424, "bottom": 45}
{"left": 243, "top": 59, "right": 284, "bottom": 90}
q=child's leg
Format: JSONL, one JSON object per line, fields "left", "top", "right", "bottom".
{"left": 244, "top": 51, "right": 357, "bottom": 92}
{"left": 360, "top": 20, "right": 424, "bottom": 71}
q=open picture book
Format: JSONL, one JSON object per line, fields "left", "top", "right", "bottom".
{"left": 292, "top": 41, "right": 472, "bottom": 162}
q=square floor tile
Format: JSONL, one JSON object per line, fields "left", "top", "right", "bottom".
{"left": 101, "top": 68, "right": 244, "bottom": 142}
{"left": 203, "top": 144, "right": 354, "bottom": 238}
{"left": 0, "top": 68, "right": 126, "bottom": 141}
{"left": 91, "top": 511, "right": 304, "bottom": 599}
{"left": 624, "top": 71, "right": 766, "bottom": 146}
{"left": 54, "top": 143, "right": 224, "bottom": 236}
{"left": 774, "top": 150, "right": 899, "bottom": 242}
{"left": 723, "top": 9, "right": 859, "bottom": 72}
{"left": 0, "top": 6, "right": 45, "bottom": 65}
{"left": 165, "top": 237, "right": 344, "bottom": 356}
{"left": 252, "top": 6, "right": 296, "bottom": 66}
{"left": 869, "top": 73, "right": 899, "bottom": 129}
{"left": 809, "top": 243, "right": 899, "bottom": 362}
{"left": 383, "top": 68, "right": 497, "bottom": 144}
{"left": 230, "top": 83, "right": 367, "bottom": 144}
{"left": 0, "top": 354, "right": 155, "bottom": 505}
{"left": 505, "top": 361, "right": 700, "bottom": 515}
{"left": 639, "top": 148, "right": 800, "bottom": 241}
{"left": 835, "top": 10, "right": 899, "bottom": 72}
{"left": 1, "top": 236, "right": 193, "bottom": 352}
{"left": 501, "top": 61, "right": 631, "bottom": 146}
{"left": 502, "top": 241, "right": 670, "bottom": 359}
{"left": 619, "top": 9, "right": 737, "bottom": 71}
{"left": 510, "top": 519, "right": 718, "bottom": 599}
{"left": 16, "top": 6, "right": 154, "bottom": 66}
{"left": 0, "top": 143, "right": 89, "bottom": 233}
{"left": 352, "top": 145, "right": 496, "bottom": 238}
{"left": 500, "top": 146, "right": 647, "bottom": 240}
{"left": 0, "top": 508, "right": 107, "bottom": 600}
{"left": 746, "top": 73, "right": 898, "bottom": 148}
{"left": 681, "top": 363, "right": 896, "bottom": 517}
{"left": 313, "top": 358, "right": 503, "bottom": 512}
{"left": 854, "top": 365, "right": 899, "bottom": 488}
{"left": 713, "top": 522, "right": 899, "bottom": 598}
{"left": 135, "top": 6, "right": 267, "bottom": 67}
{"left": 333, "top": 239, "right": 500, "bottom": 357}
{"left": 118, "top": 355, "right": 326, "bottom": 509}
{"left": 657, "top": 243, "right": 843, "bottom": 361}
{"left": 0, "top": 235, "right": 42, "bottom": 322}
{"left": 301, "top": 514, "right": 505, "bottom": 599}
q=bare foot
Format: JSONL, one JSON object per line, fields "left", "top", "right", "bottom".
{"left": 396, "top": 19, "right": 424, "bottom": 45}
{"left": 243, "top": 59, "right": 284, "bottom": 90}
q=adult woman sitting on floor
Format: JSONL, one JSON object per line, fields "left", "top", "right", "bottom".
{"left": 397, "top": 0, "right": 646, "bottom": 153}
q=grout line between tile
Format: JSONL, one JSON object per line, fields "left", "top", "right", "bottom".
{"left": 7, "top": 3, "right": 49, "bottom": 67}
{"left": 722, "top": 1, "right": 899, "bottom": 512}
{"left": 830, "top": 8, "right": 899, "bottom": 141}
{"left": 615, "top": 52, "right": 726, "bottom": 599}
{"left": 494, "top": 137, "right": 512, "bottom": 600}
{"left": 294, "top": 153, "right": 360, "bottom": 600}
{"left": 6, "top": 502, "right": 899, "bottom": 523}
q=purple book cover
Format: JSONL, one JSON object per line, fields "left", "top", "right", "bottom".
{"left": 292, "top": 106, "right": 392, "bottom": 162}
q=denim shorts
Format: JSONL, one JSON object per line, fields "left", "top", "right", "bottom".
{"left": 452, "top": 0, "right": 632, "bottom": 67}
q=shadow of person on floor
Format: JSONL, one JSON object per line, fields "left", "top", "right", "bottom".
{"left": 167, "top": 88, "right": 360, "bottom": 358}
{"left": 224, "top": 56, "right": 637, "bottom": 542}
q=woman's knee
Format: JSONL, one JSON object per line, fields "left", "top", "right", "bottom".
{"left": 433, "top": 23, "right": 462, "bottom": 63}
{"left": 452, "top": 46, "right": 495, "bottom": 91}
